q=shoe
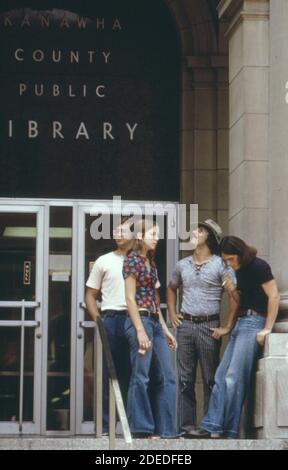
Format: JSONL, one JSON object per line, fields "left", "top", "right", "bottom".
{"left": 132, "top": 432, "right": 152, "bottom": 439}
{"left": 161, "top": 432, "right": 185, "bottom": 439}
{"left": 211, "top": 433, "right": 222, "bottom": 439}
{"left": 183, "top": 429, "right": 210, "bottom": 438}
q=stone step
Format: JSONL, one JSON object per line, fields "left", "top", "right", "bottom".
{"left": 0, "top": 437, "right": 288, "bottom": 450}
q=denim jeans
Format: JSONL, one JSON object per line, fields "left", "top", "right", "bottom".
{"left": 125, "top": 316, "right": 177, "bottom": 437}
{"left": 200, "top": 315, "right": 266, "bottom": 438}
{"left": 102, "top": 310, "right": 130, "bottom": 432}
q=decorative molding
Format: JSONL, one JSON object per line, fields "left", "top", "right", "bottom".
{"left": 218, "top": 0, "right": 242, "bottom": 20}
{"left": 218, "top": 0, "right": 269, "bottom": 20}
{"left": 186, "top": 55, "right": 228, "bottom": 69}
{"left": 218, "top": 0, "right": 269, "bottom": 38}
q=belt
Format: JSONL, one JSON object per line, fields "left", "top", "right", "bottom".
{"left": 139, "top": 309, "right": 159, "bottom": 320}
{"left": 237, "top": 308, "right": 266, "bottom": 318}
{"left": 102, "top": 309, "right": 127, "bottom": 316}
{"left": 182, "top": 313, "right": 219, "bottom": 323}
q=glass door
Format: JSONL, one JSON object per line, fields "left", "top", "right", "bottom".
{"left": 74, "top": 202, "right": 178, "bottom": 434}
{"left": 0, "top": 205, "right": 44, "bottom": 434}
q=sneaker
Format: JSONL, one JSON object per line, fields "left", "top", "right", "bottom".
{"left": 183, "top": 429, "right": 210, "bottom": 438}
{"left": 132, "top": 432, "right": 152, "bottom": 439}
{"left": 161, "top": 432, "right": 185, "bottom": 439}
{"left": 211, "top": 433, "right": 222, "bottom": 439}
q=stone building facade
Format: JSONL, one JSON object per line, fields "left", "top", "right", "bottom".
{"left": 174, "top": 0, "right": 288, "bottom": 438}
{"left": 0, "top": 0, "right": 287, "bottom": 438}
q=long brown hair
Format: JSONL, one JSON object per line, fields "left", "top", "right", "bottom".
{"left": 219, "top": 236, "right": 257, "bottom": 267}
{"left": 132, "top": 218, "right": 158, "bottom": 263}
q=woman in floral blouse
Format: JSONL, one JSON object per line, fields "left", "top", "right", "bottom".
{"left": 123, "top": 218, "right": 177, "bottom": 438}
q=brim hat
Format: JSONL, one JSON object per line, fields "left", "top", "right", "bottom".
{"left": 198, "top": 219, "right": 222, "bottom": 244}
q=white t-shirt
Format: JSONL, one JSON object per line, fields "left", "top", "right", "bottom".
{"left": 86, "top": 251, "right": 127, "bottom": 311}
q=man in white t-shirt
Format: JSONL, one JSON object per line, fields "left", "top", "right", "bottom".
{"left": 85, "top": 217, "right": 134, "bottom": 433}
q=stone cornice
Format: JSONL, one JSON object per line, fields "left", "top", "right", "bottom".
{"left": 218, "top": 0, "right": 269, "bottom": 37}
{"left": 218, "top": 0, "right": 269, "bottom": 19}
{"left": 186, "top": 55, "right": 228, "bottom": 69}
{"left": 218, "top": 0, "right": 242, "bottom": 20}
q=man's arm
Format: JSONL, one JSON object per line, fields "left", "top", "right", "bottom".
{"left": 226, "top": 295, "right": 239, "bottom": 331}
{"left": 256, "top": 279, "right": 280, "bottom": 346}
{"left": 211, "top": 268, "right": 241, "bottom": 339}
{"left": 166, "top": 282, "right": 183, "bottom": 328}
{"left": 222, "top": 276, "right": 241, "bottom": 304}
{"left": 211, "top": 294, "right": 239, "bottom": 340}
{"left": 85, "top": 287, "right": 101, "bottom": 321}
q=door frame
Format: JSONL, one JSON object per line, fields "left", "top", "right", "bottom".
{"left": 0, "top": 198, "right": 179, "bottom": 435}
{"left": 0, "top": 202, "right": 46, "bottom": 434}
{"left": 73, "top": 200, "right": 179, "bottom": 434}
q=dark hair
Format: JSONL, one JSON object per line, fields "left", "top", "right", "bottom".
{"left": 197, "top": 225, "right": 220, "bottom": 255}
{"left": 205, "top": 229, "right": 220, "bottom": 255}
{"left": 133, "top": 218, "right": 158, "bottom": 263}
{"left": 219, "top": 236, "right": 257, "bottom": 267}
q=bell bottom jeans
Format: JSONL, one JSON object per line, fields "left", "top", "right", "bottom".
{"left": 201, "top": 315, "right": 265, "bottom": 438}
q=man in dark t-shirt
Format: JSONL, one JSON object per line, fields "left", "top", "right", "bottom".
{"left": 200, "top": 236, "right": 279, "bottom": 439}
{"left": 236, "top": 257, "right": 274, "bottom": 315}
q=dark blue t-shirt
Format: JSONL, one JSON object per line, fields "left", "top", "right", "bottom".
{"left": 236, "top": 257, "right": 274, "bottom": 315}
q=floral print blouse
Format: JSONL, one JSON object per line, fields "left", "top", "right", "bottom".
{"left": 123, "top": 251, "right": 160, "bottom": 314}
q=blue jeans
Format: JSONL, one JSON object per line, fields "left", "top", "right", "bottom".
{"left": 200, "top": 315, "right": 265, "bottom": 438}
{"left": 102, "top": 310, "right": 130, "bottom": 432}
{"left": 125, "top": 316, "right": 177, "bottom": 437}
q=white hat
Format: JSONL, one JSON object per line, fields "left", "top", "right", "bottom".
{"left": 198, "top": 219, "right": 222, "bottom": 244}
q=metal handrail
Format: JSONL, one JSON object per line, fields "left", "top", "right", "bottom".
{"left": 0, "top": 301, "right": 40, "bottom": 308}
{"left": 19, "top": 301, "right": 25, "bottom": 432}
{"left": 0, "top": 321, "right": 40, "bottom": 327}
{"left": 95, "top": 316, "right": 132, "bottom": 449}
{"left": 79, "top": 304, "right": 132, "bottom": 450}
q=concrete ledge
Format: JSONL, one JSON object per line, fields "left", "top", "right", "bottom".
{"left": 0, "top": 437, "right": 288, "bottom": 451}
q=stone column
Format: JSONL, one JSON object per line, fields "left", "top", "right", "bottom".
{"left": 218, "top": 0, "right": 270, "bottom": 258}
{"left": 255, "top": 0, "right": 288, "bottom": 439}
{"left": 269, "top": 0, "right": 288, "bottom": 332}
{"left": 219, "top": 0, "right": 288, "bottom": 439}
{"left": 185, "top": 55, "right": 229, "bottom": 230}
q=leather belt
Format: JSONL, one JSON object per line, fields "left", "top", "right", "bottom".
{"left": 237, "top": 308, "right": 266, "bottom": 318}
{"left": 139, "top": 309, "right": 159, "bottom": 320}
{"left": 101, "top": 310, "right": 128, "bottom": 317}
{"left": 182, "top": 313, "right": 219, "bottom": 323}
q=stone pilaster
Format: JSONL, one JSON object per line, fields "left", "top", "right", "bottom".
{"left": 219, "top": 0, "right": 288, "bottom": 439}
{"left": 218, "top": 0, "right": 270, "bottom": 258}
{"left": 185, "top": 55, "right": 229, "bottom": 232}
{"left": 269, "top": 0, "right": 288, "bottom": 330}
